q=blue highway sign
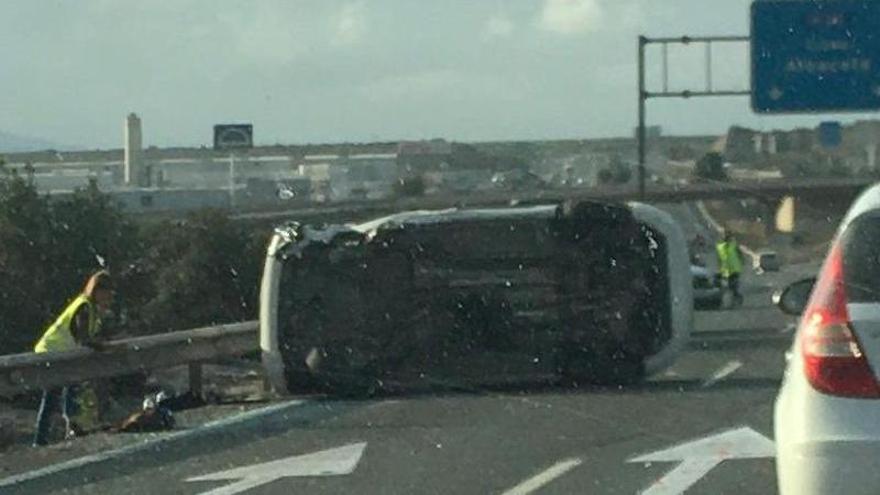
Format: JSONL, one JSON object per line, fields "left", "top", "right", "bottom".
{"left": 752, "top": 0, "right": 880, "bottom": 113}
{"left": 818, "top": 121, "right": 842, "bottom": 148}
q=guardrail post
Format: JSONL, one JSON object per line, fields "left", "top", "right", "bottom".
{"left": 188, "top": 362, "right": 203, "bottom": 398}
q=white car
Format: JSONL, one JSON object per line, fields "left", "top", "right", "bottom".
{"left": 774, "top": 182, "right": 880, "bottom": 495}
{"left": 260, "top": 201, "right": 692, "bottom": 395}
{"left": 754, "top": 250, "right": 782, "bottom": 273}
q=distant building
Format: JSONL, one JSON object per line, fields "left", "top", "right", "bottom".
{"left": 724, "top": 126, "right": 816, "bottom": 162}
{"left": 785, "top": 128, "right": 815, "bottom": 153}
{"left": 842, "top": 121, "right": 880, "bottom": 170}
{"left": 396, "top": 139, "right": 453, "bottom": 174}
{"left": 724, "top": 127, "right": 757, "bottom": 162}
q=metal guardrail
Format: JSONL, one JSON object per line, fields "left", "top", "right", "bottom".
{"left": 0, "top": 321, "right": 259, "bottom": 397}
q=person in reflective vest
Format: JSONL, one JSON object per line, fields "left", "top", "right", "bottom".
{"left": 716, "top": 230, "right": 744, "bottom": 302}
{"left": 32, "top": 270, "right": 114, "bottom": 446}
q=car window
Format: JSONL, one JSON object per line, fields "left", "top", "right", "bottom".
{"left": 844, "top": 215, "right": 880, "bottom": 302}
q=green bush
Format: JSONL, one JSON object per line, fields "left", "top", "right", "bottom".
{"left": 693, "top": 152, "right": 728, "bottom": 182}
{"left": 393, "top": 176, "right": 426, "bottom": 197}
{"left": 0, "top": 167, "right": 265, "bottom": 354}
{"left": 0, "top": 170, "right": 138, "bottom": 353}
{"left": 130, "top": 210, "right": 263, "bottom": 334}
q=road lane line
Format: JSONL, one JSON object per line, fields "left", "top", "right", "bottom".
{"left": 501, "top": 458, "right": 582, "bottom": 495}
{"left": 701, "top": 360, "right": 743, "bottom": 388}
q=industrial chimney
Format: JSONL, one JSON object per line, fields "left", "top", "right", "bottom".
{"left": 124, "top": 113, "right": 143, "bottom": 186}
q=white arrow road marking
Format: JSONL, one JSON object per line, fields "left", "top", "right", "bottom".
{"left": 186, "top": 442, "right": 367, "bottom": 495}
{"left": 628, "top": 427, "right": 774, "bottom": 495}
{"left": 501, "top": 458, "right": 583, "bottom": 495}
{"left": 701, "top": 360, "right": 743, "bottom": 388}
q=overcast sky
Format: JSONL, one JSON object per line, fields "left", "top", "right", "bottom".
{"left": 1, "top": 0, "right": 877, "bottom": 149}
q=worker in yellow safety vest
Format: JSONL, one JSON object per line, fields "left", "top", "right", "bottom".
{"left": 716, "top": 230, "right": 744, "bottom": 303}
{"left": 32, "top": 270, "right": 114, "bottom": 446}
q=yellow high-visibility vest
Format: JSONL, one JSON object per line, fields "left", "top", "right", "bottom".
{"left": 716, "top": 240, "right": 744, "bottom": 278}
{"left": 34, "top": 294, "right": 99, "bottom": 353}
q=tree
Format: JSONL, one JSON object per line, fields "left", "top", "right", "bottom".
{"left": 693, "top": 152, "right": 728, "bottom": 182}
{"left": 776, "top": 152, "right": 816, "bottom": 178}
{"left": 827, "top": 155, "right": 851, "bottom": 178}
{"left": 613, "top": 163, "right": 633, "bottom": 184}
{"left": 48, "top": 182, "right": 139, "bottom": 311}
{"left": 0, "top": 170, "right": 138, "bottom": 353}
{"left": 597, "top": 168, "right": 614, "bottom": 185}
{"left": 132, "top": 210, "right": 264, "bottom": 334}
{"left": 0, "top": 166, "right": 265, "bottom": 354}
{"left": 0, "top": 166, "right": 56, "bottom": 353}
{"left": 392, "top": 176, "right": 426, "bottom": 197}
{"left": 597, "top": 155, "right": 632, "bottom": 185}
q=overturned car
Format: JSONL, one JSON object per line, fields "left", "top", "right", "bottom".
{"left": 260, "top": 201, "right": 692, "bottom": 395}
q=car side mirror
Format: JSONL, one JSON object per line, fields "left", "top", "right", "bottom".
{"left": 772, "top": 277, "right": 817, "bottom": 316}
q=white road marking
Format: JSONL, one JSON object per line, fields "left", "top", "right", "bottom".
{"left": 701, "top": 360, "right": 743, "bottom": 388}
{"left": 628, "top": 427, "right": 774, "bottom": 495}
{"left": 780, "top": 322, "right": 796, "bottom": 334}
{"left": 636, "top": 458, "right": 720, "bottom": 495}
{"left": 0, "top": 399, "right": 310, "bottom": 491}
{"left": 186, "top": 442, "right": 367, "bottom": 495}
{"left": 501, "top": 458, "right": 583, "bottom": 495}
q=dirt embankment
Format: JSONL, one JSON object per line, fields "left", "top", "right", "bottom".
{"left": 701, "top": 198, "right": 844, "bottom": 264}
{"left": 0, "top": 359, "right": 269, "bottom": 454}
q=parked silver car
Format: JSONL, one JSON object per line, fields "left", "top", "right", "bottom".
{"left": 774, "top": 182, "right": 880, "bottom": 495}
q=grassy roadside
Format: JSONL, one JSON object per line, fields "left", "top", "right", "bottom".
{"left": 702, "top": 199, "right": 839, "bottom": 264}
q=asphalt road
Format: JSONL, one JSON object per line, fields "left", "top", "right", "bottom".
{"left": 24, "top": 204, "right": 813, "bottom": 495}
{"left": 44, "top": 311, "right": 790, "bottom": 495}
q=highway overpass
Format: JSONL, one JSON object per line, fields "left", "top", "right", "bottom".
{"left": 233, "top": 177, "right": 875, "bottom": 232}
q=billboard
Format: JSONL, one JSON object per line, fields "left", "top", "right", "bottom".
{"left": 213, "top": 124, "right": 253, "bottom": 150}
{"left": 752, "top": 0, "right": 880, "bottom": 113}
